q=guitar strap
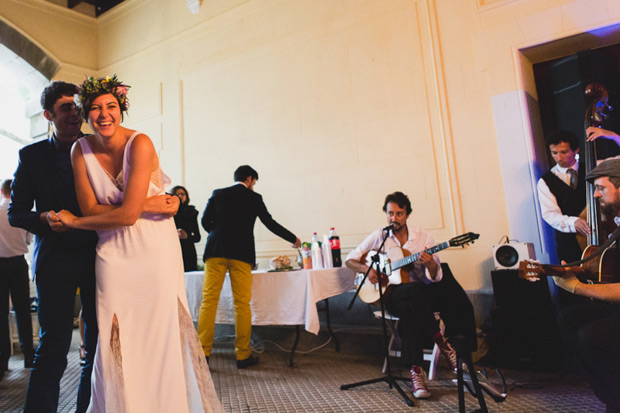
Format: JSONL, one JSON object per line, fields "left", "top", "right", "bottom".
{"left": 562, "top": 225, "right": 620, "bottom": 267}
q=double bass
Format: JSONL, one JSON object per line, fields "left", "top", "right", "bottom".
{"left": 581, "top": 82, "right": 615, "bottom": 249}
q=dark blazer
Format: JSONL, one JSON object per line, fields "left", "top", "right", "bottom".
{"left": 174, "top": 203, "right": 201, "bottom": 271}
{"left": 202, "top": 183, "right": 296, "bottom": 265}
{"left": 7, "top": 136, "right": 97, "bottom": 276}
{"left": 433, "top": 263, "right": 478, "bottom": 352}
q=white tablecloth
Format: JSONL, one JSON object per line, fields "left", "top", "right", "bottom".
{"left": 185, "top": 267, "right": 355, "bottom": 335}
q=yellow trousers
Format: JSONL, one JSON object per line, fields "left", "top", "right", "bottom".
{"left": 197, "top": 257, "right": 253, "bottom": 360}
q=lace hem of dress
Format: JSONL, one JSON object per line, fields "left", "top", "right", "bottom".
{"left": 178, "top": 298, "right": 223, "bottom": 412}
{"left": 107, "top": 313, "right": 128, "bottom": 412}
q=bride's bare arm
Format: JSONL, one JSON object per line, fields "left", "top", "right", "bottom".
{"left": 70, "top": 142, "right": 177, "bottom": 218}
{"left": 61, "top": 134, "right": 156, "bottom": 230}
{"left": 70, "top": 142, "right": 115, "bottom": 217}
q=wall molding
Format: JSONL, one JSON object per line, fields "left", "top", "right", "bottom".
{"left": 474, "top": 0, "right": 518, "bottom": 13}
{"left": 420, "top": 0, "right": 463, "bottom": 235}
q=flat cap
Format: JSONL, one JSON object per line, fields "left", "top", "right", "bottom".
{"left": 585, "top": 158, "right": 620, "bottom": 182}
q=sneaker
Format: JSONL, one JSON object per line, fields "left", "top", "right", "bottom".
{"left": 438, "top": 339, "right": 459, "bottom": 372}
{"left": 410, "top": 366, "right": 431, "bottom": 399}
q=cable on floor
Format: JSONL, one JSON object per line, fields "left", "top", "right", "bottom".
{"left": 215, "top": 327, "right": 363, "bottom": 355}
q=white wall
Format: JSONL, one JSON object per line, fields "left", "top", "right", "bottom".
{"left": 96, "top": 0, "right": 469, "bottom": 280}
{"left": 5, "top": 0, "right": 620, "bottom": 291}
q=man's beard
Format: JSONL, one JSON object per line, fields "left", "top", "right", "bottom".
{"left": 601, "top": 202, "right": 620, "bottom": 218}
{"left": 392, "top": 222, "right": 405, "bottom": 232}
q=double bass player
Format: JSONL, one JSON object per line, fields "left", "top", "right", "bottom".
{"left": 537, "top": 130, "right": 590, "bottom": 306}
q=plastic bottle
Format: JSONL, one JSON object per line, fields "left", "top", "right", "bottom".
{"left": 301, "top": 242, "right": 312, "bottom": 269}
{"left": 311, "top": 232, "right": 324, "bottom": 270}
{"left": 329, "top": 227, "right": 342, "bottom": 267}
{"left": 322, "top": 234, "right": 333, "bottom": 269}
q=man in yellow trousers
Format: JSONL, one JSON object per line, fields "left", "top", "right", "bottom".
{"left": 197, "top": 165, "right": 300, "bottom": 368}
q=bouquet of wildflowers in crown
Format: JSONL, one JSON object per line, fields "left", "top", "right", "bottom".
{"left": 75, "top": 74, "right": 131, "bottom": 110}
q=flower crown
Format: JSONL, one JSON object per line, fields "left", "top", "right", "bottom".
{"left": 75, "top": 75, "right": 131, "bottom": 110}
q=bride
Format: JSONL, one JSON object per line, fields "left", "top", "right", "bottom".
{"left": 56, "top": 76, "right": 223, "bottom": 413}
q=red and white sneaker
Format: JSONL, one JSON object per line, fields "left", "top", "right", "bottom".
{"left": 434, "top": 333, "right": 463, "bottom": 373}
{"left": 438, "top": 339, "right": 459, "bottom": 372}
{"left": 410, "top": 366, "right": 431, "bottom": 399}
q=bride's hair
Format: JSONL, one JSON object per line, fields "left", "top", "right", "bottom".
{"left": 75, "top": 75, "right": 131, "bottom": 121}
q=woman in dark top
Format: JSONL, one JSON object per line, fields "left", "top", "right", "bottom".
{"left": 171, "top": 185, "right": 201, "bottom": 271}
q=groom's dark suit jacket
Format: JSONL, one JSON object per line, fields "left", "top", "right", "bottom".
{"left": 202, "top": 183, "right": 296, "bottom": 266}
{"left": 8, "top": 134, "right": 98, "bottom": 413}
{"left": 8, "top": 136, "right": 97, "bottom": 277}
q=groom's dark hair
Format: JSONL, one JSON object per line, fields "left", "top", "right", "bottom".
{"left": 41, "top": 81, "right": 79, "bottom": 112}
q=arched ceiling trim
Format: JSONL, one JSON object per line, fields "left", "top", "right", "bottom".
{"left": 0, "top": 18, "right": 59, "bottom": 80}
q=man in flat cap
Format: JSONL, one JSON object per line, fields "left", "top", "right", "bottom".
{"left": 554, "top": 157, "right": 620, "bottom": 412}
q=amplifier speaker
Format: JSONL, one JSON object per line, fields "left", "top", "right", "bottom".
{"left": 491, "top": 269, "right": 551, "bottom": 309}
{"left": 492, "top": 242, "right": 535, "bottom": 270}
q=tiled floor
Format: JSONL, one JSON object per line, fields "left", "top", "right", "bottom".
{"left": 0, "top": 327, "right": 606, "bottom": 412}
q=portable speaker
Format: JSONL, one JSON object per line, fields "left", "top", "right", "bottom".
{"left": 492, "top": 242, "right": 535, "bottom": 270}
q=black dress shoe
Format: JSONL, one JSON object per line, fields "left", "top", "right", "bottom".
{"left": 0, "top": 362, "right": 7, "bottom": 382}
{"left": 236, "top": 355, "right": 259, "bottom": 369}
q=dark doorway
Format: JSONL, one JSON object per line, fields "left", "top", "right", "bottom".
{"left": 534, "top": 46, "right": 620, "bottom": 167}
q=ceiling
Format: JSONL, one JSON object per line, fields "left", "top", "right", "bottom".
{"left": 66, "top": 0, "right": 125, "bottom": 17}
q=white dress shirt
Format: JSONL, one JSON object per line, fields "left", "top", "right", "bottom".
{"left": 346, "top": 225, "right": 442, "bottom": 283}
{"left": 536, "top": 161, "right": 580, "bottom": 233}
{"left": 0, "top": 197, "right": 33, "bottom": 258}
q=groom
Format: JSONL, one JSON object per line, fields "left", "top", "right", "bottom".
{"left": 9, "top": 81, "right": 98, "bottom": 413}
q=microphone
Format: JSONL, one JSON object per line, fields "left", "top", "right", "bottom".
{"left": 383, "top": 224, "right": 395, "bottom": 232}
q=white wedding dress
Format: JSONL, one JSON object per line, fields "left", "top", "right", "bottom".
{"left": 79, "top": 132, "right": 223, "bottom": 413}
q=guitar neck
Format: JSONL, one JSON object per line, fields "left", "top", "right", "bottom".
{"left": 391, "top": 241, "right": 450, "bottom": 271}
{"left": 539, "top": 264, "right": 588, "bottom": 277}
{"left": 521, "top": 263, "right": 588, "bottom": 279}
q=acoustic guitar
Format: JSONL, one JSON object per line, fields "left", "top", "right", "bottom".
{"left": 518, "top": 244, "right": 619, "bottom": 284}
{"left": 357, "top": 232, "right": 479, "bottom": 304}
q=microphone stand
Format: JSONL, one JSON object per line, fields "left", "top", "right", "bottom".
{"left": 341, "top": 228, "right": 414, "bottom": 407}
{"left": 347, "top": 225, "right": 393, "bottom": 310}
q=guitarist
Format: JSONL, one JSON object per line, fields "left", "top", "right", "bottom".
{"left": 555, "top": 158, "right": 620, "bottom": 413}
{"left": 345, "top": 191, "right": 471, "bottom": 400}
